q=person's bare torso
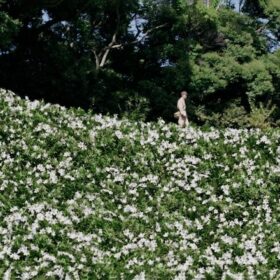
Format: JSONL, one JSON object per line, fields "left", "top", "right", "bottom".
{"left": 177, "top": 97, "right": 186, "bottom": 116}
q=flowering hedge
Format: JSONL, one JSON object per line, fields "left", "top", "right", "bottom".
{"left": 0, "top": 89, "right": 279, "bottom": 279}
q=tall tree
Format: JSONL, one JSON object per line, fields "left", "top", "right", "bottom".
{"left": 0, "top": 0, "right": 21, "bottom": 50}
{"left": 0, "top": 0, "right": 279, "bottom": 125}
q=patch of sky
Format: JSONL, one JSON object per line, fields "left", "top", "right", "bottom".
{"left": 42, "top": 10, "right": 51, "bottom": 23}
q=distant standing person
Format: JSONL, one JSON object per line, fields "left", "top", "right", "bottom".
{"left": 175, "top": 91, "right": 189, "bottom": 128}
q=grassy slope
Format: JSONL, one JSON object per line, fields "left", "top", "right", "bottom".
{"left": 0, "top": 89, "right": 280, "bottom": 279}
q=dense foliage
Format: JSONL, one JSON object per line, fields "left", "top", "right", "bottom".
{"left": 0, "top": 0, "right": 279, "bottom": 125}
{"left": 0, "top": 88, "right": 280, "bottom": 279}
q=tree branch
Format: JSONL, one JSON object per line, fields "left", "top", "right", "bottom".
{"left": 92, "top": 4, "right": 120, "bottom": 69}
{"left": 99, "top": 32, "right": 117, "bottom": 67}
{"left": 215, "top": 0, "right": 223, "bottom": 10}
{"left": 239, "top": 0, "right": 245, "bottom": 13}
{"left": 256, "top": 20, "right": 271, "bottom": 33}
{"left": 92, "top": 50, "right": 100, "bottom": 70}
{"left": 111, "top": 23, "right": 168, "bottom": 50}
{"left": 91, "top": 9, "right": 168, "bottom": 69}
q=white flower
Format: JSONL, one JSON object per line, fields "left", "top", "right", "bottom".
{"left": 133, "top": 272, "right": 145, "bottom": 280}
{"left": 3, "top": 267, "right": 12, "bottom": 280}
{"left": 115, "top": 130, "right": 123, "bottom": 139}
{"left": 123, "top": 205, "right": 137, "bottom": 214}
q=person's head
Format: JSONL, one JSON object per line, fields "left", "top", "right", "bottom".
{"left": 181, "top": 91, "right": 188, "bottom": 99}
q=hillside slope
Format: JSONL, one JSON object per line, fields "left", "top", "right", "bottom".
{"left": 0, "top": 89, "right": 279, "bottom": 279}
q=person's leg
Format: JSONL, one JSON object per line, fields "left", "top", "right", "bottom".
{"left": 178, "top": 116, "right": 186, "bottom": 128}
{"left": 185, "top": 117, "right": 189, "bottom": 127}
{"left": 178, "top": 116, "right": 182, "bottom": 127}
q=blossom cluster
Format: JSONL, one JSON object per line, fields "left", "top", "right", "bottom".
{"left": 0, "top": 89, "right": 279, "bottom": 279}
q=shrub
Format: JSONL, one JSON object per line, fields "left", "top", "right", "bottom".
{"left": 0, "top": 89, "right": 279, "bottom": 279}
